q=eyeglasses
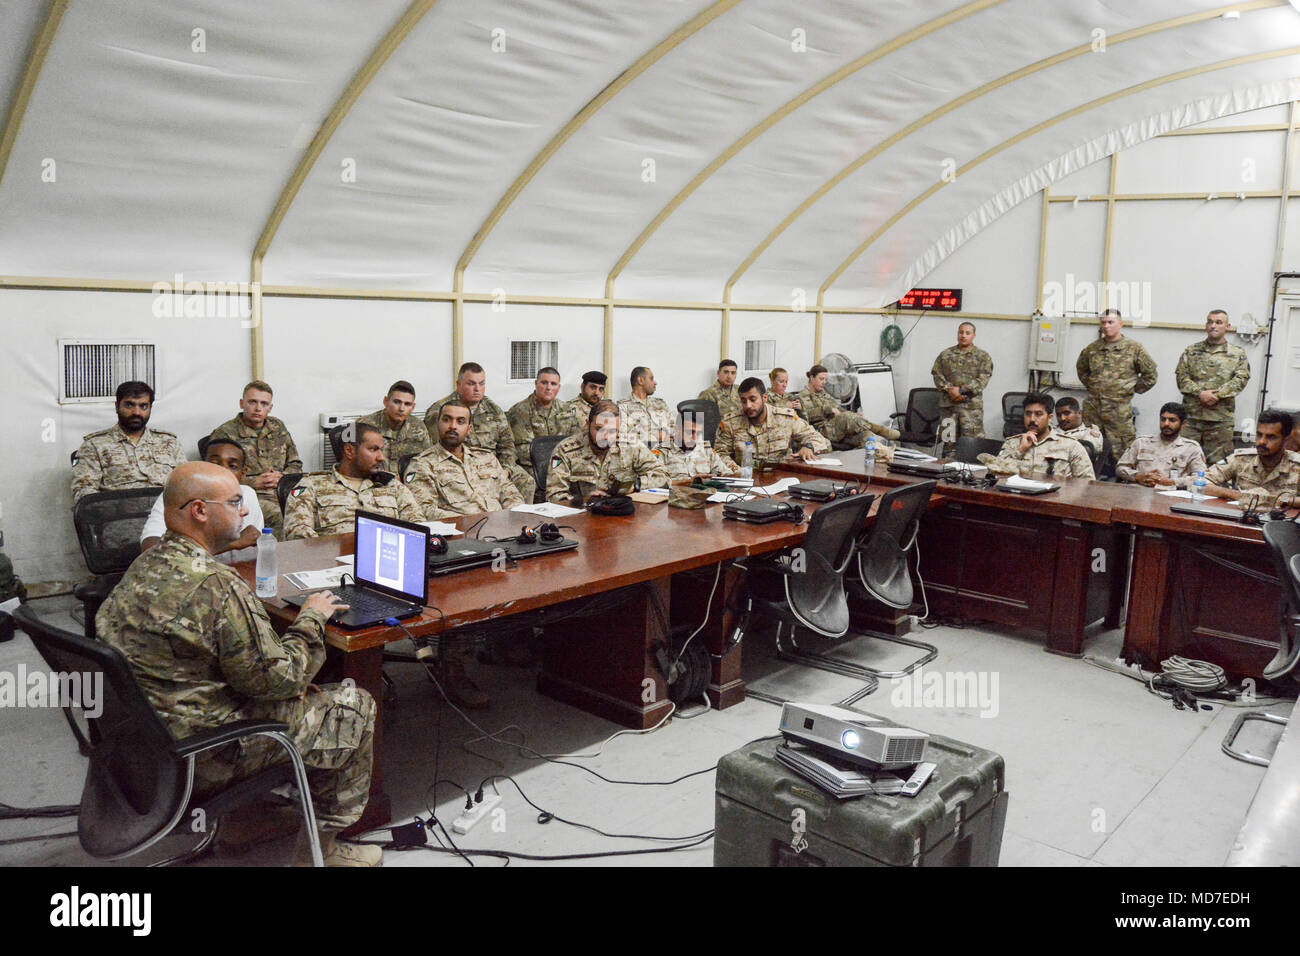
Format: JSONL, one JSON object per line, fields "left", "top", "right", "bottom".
{"left": 176, "top": 496, "right": 244, "bottom": 510}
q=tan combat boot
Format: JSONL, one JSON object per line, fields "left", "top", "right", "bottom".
{"left": 293, "top": 829, "right": 383, "bottom": 867}
{"left": 441, "top": 656, "right": 490, "bottom": 709}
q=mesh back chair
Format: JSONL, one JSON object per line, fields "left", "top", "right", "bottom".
{"left": 276, "top": 473, "right": 304, "bottom": 516}
{"left": 730, "top": 493, "right": 877, "bottom": 706}
{"left": 9, "top": 603, "right": 323, "bottom": 866}
{"left": 1001, "top": 392, "right": 1029, "bottom": 438}
{"left": 72, "top": 488, "right": 160, "bottom": 641}
{"left": 1077, "top": 438, "right": 1103, "bottom": 478}
{"left": 889, "top": 388, "right": 942, "bottom": 454}
{"left": 677, "top": 399, "right": 721, "bottom": 446}
{"left": 1261, "top": 522, "right": 1300, "bottom": 680}
{"left": 196, "top": 434, "right": 212, "bottom": 461}
{"left": 952, "top": 436, "right": 1004, "bottom": 464}
{"left": 531, "top": 435, "right": 569, "bottom": 502}
{"left": 397, "top": 454, "right": 415, "bottom": 481}
{"left": 850, "top": 480, "right": 940, "bottom": 678}
{"left": 1097, "top": 431, "right": 1116, "bottom": 480}
{"left": 327, "top": 423, "right": 347, "bottom": 463}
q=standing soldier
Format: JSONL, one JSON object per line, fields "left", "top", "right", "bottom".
{"left": 1175, "top": 309, "right": 1251, "bottom": 464}
{"left": 698, "top": 359, "right": 740, "bottom": 419}
{"left": 508, "top": 367, "right": 578, "bottom": 491}
{"left": 210, "top": 381, "right": 302, "bottom": 536}
{"left": 1075, "top": 308, "right": 1158, "bottom": 460}
{"left": 357, "top": 380, "right": 432, "bottom": 468}
{"left": 71, "top": 381, "right": 188, "bottom": 503}
{"left": 798, "top": 365, "right": 899, "bottom": 449}
{"left": 931, "top": 321, "right": 993, "bottom": 453}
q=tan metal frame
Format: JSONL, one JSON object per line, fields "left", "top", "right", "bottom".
{"left": 0, "top": 0, "right": 68, "bottom": 195}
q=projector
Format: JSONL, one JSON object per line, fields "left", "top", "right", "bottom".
{"left": 779, "top": 702, "right": 928, "bottom": 770}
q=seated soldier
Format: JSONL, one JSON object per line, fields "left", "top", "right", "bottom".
{"left": 617, "top": 366, "right": 675, "bottom": 449}
{"left": 698, "top": 359, "right": 741, "bottom": 419}
{"left": 358, "top": 380, "right": 433, "bottom": 465}
{"left": 546, "top": 401, "right": 669, "bottom": 504}
{"left": 72, "top": 380, "right": 188, "bottom": 503}
{"left": 1053, "top": 396, "right": 1103, "bottom": 454}
{"left": 766, "top": 367, "right": 805, "bottom": 417}
{"left": 798, "top": 365, "right": 900, "bottom": 449}
{"left": 562, "top": 371, "right": 607, "bottom": 429}
{"left": 141, "top": 437, "right": 263, "bottom": 562}
{"left": 425, "top": 362, "right": 535, "bottom": 503}
{"left": 404, "top": 399, "right": 525, "bottom": 519}
{"left": 282, "top": 422, "right": 422, "bottom": 539}
{"left": 980, "top": 392, "right": 1095, "bottom": 479}
{"left": 656, "top": 412, "right": 741, "bottom": 480}
{"left": 210, "top": 381, "right": 302, "bottom": 536}
{"left": 714, "top": 377, "right": 831, "bottom": 467}
{"left": 1114, "top": 402, "right": 1207, "bottom": 488}
{"left": 1202, "top": 408, "right": 1300, "bottom": 505}
{"left": 507, "top": 367, "right": 578, "bottom": 489}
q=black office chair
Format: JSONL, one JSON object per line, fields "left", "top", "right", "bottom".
{"left": 889, "top": 388, "right": 942, "bottom": 455}
{"left": 276, "top": 473, "right": 305, "bottom": 516}
{"left": 1096, "top": 432, "right": 1116, "bottom": 480}
{"left": 9, "top": 603, "right": 323, "bottom": 866}
{"left": 730, "top": 493, "right": 877, "bottom": 706}
{"left": 1078, "top": 438, "right": 1102, "bottom": 477}
{"left": 530, "top": 434, "right": 568, "bottom": 501}
{"left": 71, "top": 488, "right": 160, "bottom": 641}
{"left": 397, "top": 454, "right": 415, "bottom": 481}
{"left": 677, "top": 399, "right": 721, "bottom": 446}
{"left": 1261, "top": 522, "right": 1300, "bottom": 680}
{"left": 1001, "top": 391, "right": 1029, "bottom": 438}
{"left": 196, "top": 434, "right": 212, "bottom": 461}
{"left": 952, "top": 436, "right": 1004, "bottom": 463}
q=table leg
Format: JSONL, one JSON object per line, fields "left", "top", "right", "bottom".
{"left": 336, "top": 645, "right": 392, "bottom": 838}
{"left": 1045, "top": 519, "right": 1091, "bottom": 657}
{"left": 1122, "top": 528, "right": 1170, "bottom": 670}
{"left": 709, "top": 564, "right": 747, "bottom": 709}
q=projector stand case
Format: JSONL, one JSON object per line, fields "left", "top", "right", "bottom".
{"left": 714, "top": 733, "right": 1007, "bottom": 867}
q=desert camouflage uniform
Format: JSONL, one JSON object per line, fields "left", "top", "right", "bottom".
{"left": 931, "top": 344, "right": 993, "bottom": 450}
{"left": 1075, "top": 336, "right": 1158, "bottom": 459}
{"left": 1054, "top": 422, "right": 1104, "bottom": 453}
{"left": 980, "top": 432, "right": 1095, "bottom": 480}
{"left": 1175, "top": 339, "right": 1251, "bottom": 464}
{"left": 210, "top": 416, "right": 303, "bottom": 535}
{"left": 356, "top": 410, "right": 432, "bottom": 466}
{"left": 1204, "top": 448, "right": 1300, "bottom": 504}
{"left": 655, "top": 443, "right": 741, "bottom": 481}
{"left": 507, "top": 394, "right": 580, "bottom": 483}
{"left": 424, "top": 394, "right": 536, "bottom": 504}
{"left": 766, "top": 392, "right": 806, "bottom": 418}
{"left": 282, "top": 468, "right": 423, "bottom": 539}
{"left": 562, "top": 395, "right": 598, "bottom": 431}
{"left": 545, "top": 433, "right": 669, "bottom": 503}
{"left": 404, "top": 444, "right": 524, "bottom": 518}
{"left": 71, "top": 424, "right": 187, "bottom": 503}
{"left": 617, "top": 394, "right": 675, "bottom": 449}
{"left": 796, "top": 388, "right": 899, "bottom": 448}
{"left": 96, "top": 531, "right": 374, "bottom": 831}
{"left": 698, "top": 382, "right": 740, "bottom": 420}
{"left": 714, "top": 406, "right": 830, "bottom": 468}
{"left": 1115, "top": 435, "right": 1206, "bottom": 486}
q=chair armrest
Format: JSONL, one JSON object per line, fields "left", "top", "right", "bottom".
{"left": 889, "top": 411, "right": 905, "bottom": 422}
{"left": 173, "top": 719, "right": 291, "bottom": 758}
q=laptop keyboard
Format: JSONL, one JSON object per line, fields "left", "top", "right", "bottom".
{"left": 334, "top": 585, "right": 412, "bottom": 616}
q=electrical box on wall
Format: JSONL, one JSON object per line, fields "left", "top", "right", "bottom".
{"left": 1027, "top": 312, "right": 1070, "bottom": 374}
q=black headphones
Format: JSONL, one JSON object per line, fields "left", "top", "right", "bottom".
{"left": 429, "top": 534, "right": 449, "bottom": 555}
{"left": 516, "top": 522, "right": 564, "bottom": 544}
{"left": 942, "top": 465, "right": 998, "bottom": 488}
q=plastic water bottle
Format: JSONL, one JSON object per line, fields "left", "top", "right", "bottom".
{"left": 741, "top": 442, "right": 754, "bottom": 481}
{"left": 255, "top": 528, "right": 278, "bottom": 598}
{"left": 1191, "top": 470, "right": 1207, "bottom": 503}
{"left": 864, "top": 437, "right": 877, "bottom": 472}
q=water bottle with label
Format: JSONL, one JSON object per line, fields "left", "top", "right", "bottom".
{"left": 864, "top": 437, "right": 877, "bottom": 472}
{"left": 740, "top": 442, "right": 754, "bottom": 481}
{"left": 255, "top": 528, "right": 278, "bottom": 598}
{"left": 1191, "top": 470, "right": 1207, "bottom": 503}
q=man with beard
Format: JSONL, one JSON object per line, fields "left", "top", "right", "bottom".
{"left": 1202, "top": 409, "right": 1300, "bottom": 505}
{"left": 282, "top": 422, "right": 422, "bottom": 539}
{"left": 1052, "top": 397, "right": 1103, "bottom": 454}
{"left": 404, "top": 400, "right": 524, "bottom": 519}
{"left": 562, "top": 371, "right": 607, "bottom": 430}
{"left": 656, "top": 412, "right": 741, "bottom": 480}
{"left": 714, "top": 377, "right": 831, "bottom": 467}
{"left": 980, "top": 392, "right": 1095, "bottom": 479}
{"left": 1114, "top": 403, "right": 1207, "bottom": 487}
{"left": 72, "top": 380, "right": 188, "bottom": 503}
{"left": 545, "top": 401, "right": 668, "bottom": 504}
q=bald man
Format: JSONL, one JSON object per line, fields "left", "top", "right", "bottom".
{"left": 96, "top": 462, "right": 381, "bottom": 867}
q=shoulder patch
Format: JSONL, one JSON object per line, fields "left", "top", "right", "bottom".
{"left": 290, "top": 486, "right": 306, "bottom": 497}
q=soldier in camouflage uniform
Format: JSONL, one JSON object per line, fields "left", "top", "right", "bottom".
{"left": 424, "top": 363, "right": 536, "bottom": 504}
{"left": 1075, "top": 309, "right": 1158, "bottom": 460}
{"left": 96, "top": 462, "right": 379, "bottom": 866}
{"left": 71, "top": 381, "right": 188, "bottom": 503}
{"left": 698, "top": 359, "right": 741, "bottom": 419}
{"left": 1203, "top": 409, "right": 1300, "bottom": 505}
{"left": 1052, "top": 397, "right": 1103, "bottom": 454}
{"left": 715, "top": 377, "right": 830, "bottom": 467}
{"left": 767, "top": 368, "right": 806, "bottom": 418}
{"left": 1175, "top": 310, "right": 1251, "bottom": 464}
{"left": 618, "top": 366, "right": 675, "bottom": 449}
{"left": 980, "top": 392, "right": 1095, "bottom": 480}
{"left": 546, "top": 401, "right": 669, "bottom": 504}
{"left": 283, "top": 423, "right": 423, "bottom": 539}
{"left": 1115, "top": 403, "right": 1206, "bottom": 487}
{"left": 210, "top": 381, "right": 302, "bottom": 536}
{"left": 406, "top": 401, "right": 525, "bottom": 518}
{"left": 507, "top": 367, "right": 580, "bottom": 488}
{"left": 931, "top": 322, "right": 993, "bottom": 452}
{"left": 655, "top": 414, "right": 741, "bottom": 480}
{"left": 798, "top": 365, "right": 900, "bottom": 448}
{"left": 561, "top": 371, "right": 607, "bottom": 433}
{"left": 357, "top": 380, "right": 432, "bottom": 467}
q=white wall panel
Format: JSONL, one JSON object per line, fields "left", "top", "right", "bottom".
{"left": 1042, "top": 200, "right": 1107, "bottom": 307}
{"left": 1053, "top": 160, "right": 1112, "bottom": 196}
{"left": 609, "top": 308, "right": 720, "bottom": 404}
{"left": 727, "top": 310, "right": 815, "bottom": 383}
{"left": 1118, "top": 131, "right": 1285, "bottom": 194}
{"left": 915, "top": 198, "right": 1040, "bottom": 315}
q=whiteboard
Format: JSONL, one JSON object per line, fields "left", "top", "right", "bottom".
{"left": 852, "top": 363, "right": 898, "bottom": 423}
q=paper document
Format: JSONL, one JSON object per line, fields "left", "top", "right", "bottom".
{"left": 418, "top": 520, "right": 463, "bottom": 536}
{"left": 511, "top": 502, "right": 584, "bottom": 518}
{"left": 1005, "top": 475, "right": 1054, "bottom": 491}
{"left": 707, "top": 491, "right": 754, "bottom": 503}
{"left": 892, "top": 449, "right": 937, "bottom": 462}
{"left": 804, "top": 458, "right": 842, "bottom": 467}
{"left": 630, "top": 489, "right": 668, "bottom": 504}
{"left": 1157, "top": 490, "right": 1224, "bottom": 501}
{"left": 943, "top": 462, "right": 987, "bottom": 475}
{"left": 755, "top": 477, "right": 800, "bottom": 495}
{"left": 334, "top": 555, "right": 354, "bottom": 566}
{"left": 283, "top": 566, "right": 350, "bottom": 591}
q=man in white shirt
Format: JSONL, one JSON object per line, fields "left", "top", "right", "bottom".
{"left": 141, "top": 437, "right": 263, "bottom": 563}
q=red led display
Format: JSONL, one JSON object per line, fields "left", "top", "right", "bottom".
{"left": 897, "top": 288, "right": 962, "bottom": 311}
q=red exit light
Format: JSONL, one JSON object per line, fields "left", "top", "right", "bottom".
{"left": 897, "top": 289, "right": 962, "bottom": 311}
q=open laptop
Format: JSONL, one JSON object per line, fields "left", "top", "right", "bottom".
{"left": 282, "top": 510, "right": 428, "bottom": 629}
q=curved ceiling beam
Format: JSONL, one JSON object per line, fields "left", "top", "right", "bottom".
{"left": 728, "top": 0, "right": 1283, "bottom": 298}
{"left": 606, "top": 0, "right": 1005, "bottom": 292}
{"left": 455, "top": 0, "right": 742, "bottom": 284}
{"left": 0, "top": 0, "right": 68, "bottom": 196}
{"left": 253, "top": 0, "right": 438, "bottom": 264}
{"left": 819, "top": 45, "right": 1300, "bottom": 299}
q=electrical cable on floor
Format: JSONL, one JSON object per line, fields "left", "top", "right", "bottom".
{"left": 347, "top": 832, "right": 715, "bottom": 867}
{"left": 0, "top": 802, "right": 78, "bottom": 820}
{"left": 0, "top": 831, "right": 78, "bottom": 847}
{"left": 1082, "top": 655, "right": 1289, "bottom": 707}
{"left": 672, "top": 563, "right": 721, "bottom": 666}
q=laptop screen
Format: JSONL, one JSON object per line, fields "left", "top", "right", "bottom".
{"left": 354, "top": 511, "right": 429, "bottom": 604}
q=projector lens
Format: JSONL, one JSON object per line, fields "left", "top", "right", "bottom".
{"left": 841, "top": 730, "right": 860, "bottom": 750}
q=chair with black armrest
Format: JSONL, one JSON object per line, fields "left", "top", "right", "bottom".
{"left": 397, "top": 454, "right": 415, "bottom": 482}
{"left": 952, "top": 436, "right": 1004, "bottom": 464}
{"left": 1078, "top": 438, "right": 1103, "bottom": 478}
{"left": 275, "top": 473, "right": 304, "bottom": 517}
{"left": 849, "top": 479, "right": 940, "bottom": 678}
{"left": 1001, "top": 391, "right": 1029, "bottom": 438}
{"left": 729, "top": 493, "right": 877, "bottom": 706}
{"left": 676, "top": 399, "right": 721, "bottom": 447}
{"left": 72, "top": 488, "right": 160, "bottom": 642}
{"left": 9, "top": 603, "right": 324, "bottom": 866}
{"left": 1097, "top": 431, "right": 1116, "bottom": 480}
{"left": 530, "top": 434, "right": 569, "bottom": 503}
{"left": 888, "top": 388, "right": 942, "bottom": 456}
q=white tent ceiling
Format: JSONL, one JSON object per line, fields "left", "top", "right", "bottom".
{"left": 2, "top": 0, "right": 1300, "bottom": 308}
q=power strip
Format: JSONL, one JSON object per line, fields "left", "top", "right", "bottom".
{"left": 452, "top": 793, "right": 502, "bottom": 835}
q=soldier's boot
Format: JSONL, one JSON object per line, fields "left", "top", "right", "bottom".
{"left": 214, "top": 801, "right": 304, "bottom": 857}
{"left": 294, "top": 829, "right": 383, "bottom": 867}
{"left": 440, "top": 657, "right": 491, "bottom": 709}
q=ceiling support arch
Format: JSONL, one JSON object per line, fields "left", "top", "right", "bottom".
{"left": 0, "top": 0, "right": 68, "bottom": 196}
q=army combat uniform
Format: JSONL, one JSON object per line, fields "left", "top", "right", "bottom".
{"left": 562, "top": 395, "right": 598, "bottom": 431}
{"left": 425, "top": 394, "right": 536, "bottom": 504}
{"left": 714, "top": 406, "right": 830, "bottom": 467}
{"left": 1114, "top": 435, "right": 1206, "bottom": 486}
{"left": 97, "top": 531, "right": 375, "bottom": 831}
{"left": 1204, "top": 448, "right": 1300, "bottom": 504}
{"left": 766, "top": 392, "right": 806, "bottom": 419}
{"left": 1075, "top": 336, "right": 1158, "bottom": 460}
{"left": 404, "top": 444, "right": 525, "bottom": 518}
{"left": 71, "top": 424, "right": 188, "bottom": 503}
{"left": 356, "top": 409, "right": 432, "bottom": 466}
{"left": 210, "top": 415, "right": 303, "bottom": 536}
{"left": 796, "top": 388, "right": 899, "bottom": 449}
{"left": 698, "top": 382, "right": 740, "bottom": 420}
{"left": 1054, "top": 422, "right": 1104, "bottom": 453}
{"left": 980, "top": 432, "right": 1095, "bottom": 480}
{"left": 931, "top": 344, "right": 993, "bottom": 451}
{"left": 1175, "top": 339, "right": 1250, "bottom": 464}
{"left": 507, "top": 394, "right": 580, "bottom": 483}
{"left": 617, "top": 394, "right": 675, "bottom": 449}
{"left": 545, "top": 433, "right": 669, "bottom": 504}
{"left": 282, "top": 468, "right": 423, "bottom": 539}
{"left": 655, "top": 443, "right": 741, "bottom": 481}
